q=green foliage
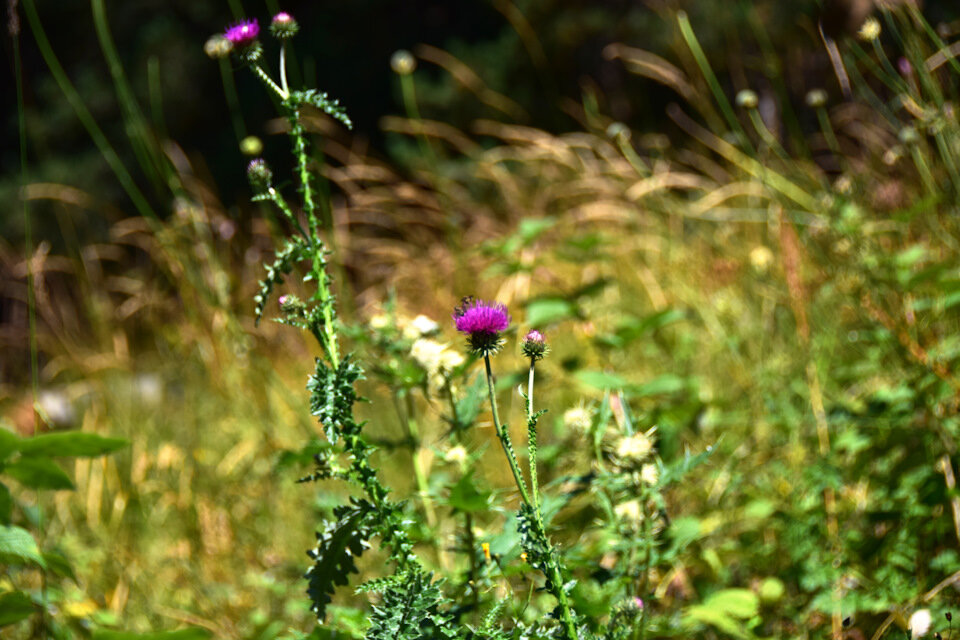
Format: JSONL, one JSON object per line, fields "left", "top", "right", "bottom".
{"left": 365, "top": 569, "right": 457, "bottom": 640}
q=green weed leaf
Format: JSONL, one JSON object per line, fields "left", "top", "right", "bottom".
{"left": 5, "top": 457, "right": 74, "bottom": 490}
{"left": 0, "top": 525, "right": 45, "bottom": 568}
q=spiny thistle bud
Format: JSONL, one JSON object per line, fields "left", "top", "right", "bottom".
{"left": 805, "top": 88, "right": 828, "bottom": 109}
{"left": 270, "top": 12, "right": 299, "bottom": 39}
{"left": 278, "top": 294, "right": 304, "bottom": 314}
{"left": 246, "top": 158, "right": 273, "bottom": 192}
{"left": 391, "top": 50, "right": 417, "bottom": 75}
{"left": 453, "top": 297, "right": 509, "bottom": 356}
{"left": 204, "top": 34, "right": 233, "bottom": 59}
{"left": 521, "top": 329, "right": 548, "bottom": 361}
{"left": 736, "top": 89, "right": 758, "bottom": 110}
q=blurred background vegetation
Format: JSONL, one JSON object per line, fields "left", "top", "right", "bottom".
{"left": 4, "top": 0, "right": 960, "bottom": 638}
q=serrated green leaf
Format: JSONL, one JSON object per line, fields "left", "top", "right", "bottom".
{"left": 18, "top": 432, "right": 128, "bottom": 458}
{"left": 92, "top": 629, "right": 212, "bottom": 640}
{"left": 0, "top": 525, "right": 45, "bottom": 567}
{"left": 5, "top": 457, "right": 74, "bottom": 490}
{"left": 0, "top": 590, "right": 35, "bottom": 626}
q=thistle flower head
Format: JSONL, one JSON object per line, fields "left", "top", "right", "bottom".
{"left": 614, "top": 429, "right": 655, "bottom": 465}
{"left": 453, "top": 298, "right": 510, "bottom": 355}
{"left": 224, "top": 19, "right": 260, "bottom": 47}
{"left": 521, "top": 329, "right": 548, "bottom": 361}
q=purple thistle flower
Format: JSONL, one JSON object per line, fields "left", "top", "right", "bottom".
{"left": 273, "top": 12, "right": 293, "bottom": 25}
{"left": 224, "top": 19, "right": 259, "bottom": 47}
{"left": 453, "top": 298, "right": 510, "bottom": 355}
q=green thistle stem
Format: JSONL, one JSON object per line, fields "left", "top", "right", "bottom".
{"left": 252, "top": 62, "right": 287, "bottom": 99}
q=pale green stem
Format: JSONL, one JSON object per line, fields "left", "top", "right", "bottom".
{"left": 279, "top": 44, "right": 290, "bottom": 97}
{"left": 483, "top": 354, "right": 530, "bottom": 506}
{"left": 527, "top": 360, "right": 541, "bottom": 515}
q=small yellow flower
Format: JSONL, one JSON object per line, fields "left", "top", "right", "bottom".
{"left": 481, "top": 542, "right": 491, "bottom": 563}
{"left": 520, "top": 552, "right": 528, "bottom": 563}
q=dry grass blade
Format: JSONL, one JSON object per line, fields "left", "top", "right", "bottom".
{"left": 603, "top": 43, "right": 698, "bottom": 103}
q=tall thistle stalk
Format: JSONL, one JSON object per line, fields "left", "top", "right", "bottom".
{"left": 452, "top": 301, "right": 580, "bottom": 639}
{"left": 220, "top": 15, "right": 449, "bottom": 634}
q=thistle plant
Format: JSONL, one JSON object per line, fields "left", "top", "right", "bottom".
{"left": 220, "top": 12, "right": 704, "bottom": 640}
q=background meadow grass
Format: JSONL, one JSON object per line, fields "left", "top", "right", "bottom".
{"left": 4, "top": 1, "right": 960, "bottom": 638}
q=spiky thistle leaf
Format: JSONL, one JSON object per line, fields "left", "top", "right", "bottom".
{"left": 305, "top": 500, "right": 374, "bottom": 621}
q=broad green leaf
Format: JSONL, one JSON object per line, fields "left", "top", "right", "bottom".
{"left": 5, "top": 457, "right": 74, "bottom": 490}
{"left": 447, "top": 472, "right": 491, "bottom": 513}
{"left": 574, "top": 370, "right": 627, "bottom": 391}
{"left": 0, "top": 590, "right": 35, "bottom": 626}
{"left": 526, "top": 298, "right": 577, "bottom": 326}
{"left": 0, "top": 428, "right": 21, "bottom": 462}
{"left": 704, "top": 588, "right": 759, "bottom": 619}
{"left": 18, "top": 432, "right": 128, "bottom": 458}
{"left": 630, "top": 374, "right": 686, "bottom": 397}
{"left": 0, "top": 483, "right": 11, "bottom": 524}
{"left": 0, "top": 525, "right": 45, "bottom": 567}
{"left": 42, "top": 550, "right": 77, "bottom": 582}
{"left": 685, "top": 589, "right": 759, "bottom": 640}
{"left": 93, "top": 630, "right": 212, "bottom": 640}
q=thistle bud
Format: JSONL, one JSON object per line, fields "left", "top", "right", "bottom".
{"left": 246, "top": 158, "right": 273, "bottom": 192}
{"left": 521, "top": 329, "right": 548, "bottom": 361}
{"left": 278, "top": 294, "right": 304, "bottom": 314}
{"left": 736, "top": 89, "right": 758, "bottom": 110}
{"left": 270, "top": 12, "right": 299, "bottom": 39}
{"left": 857, "top": 17, "right": 881, "bottom": 42}
{"left": 805, "top": 89, "right": 828, "bottom": 109}
{"left": 240, "top": 135, "right": 263, "bottom": 156}
{"left": 391, "top": 50, "right": 416, "bottom": 75}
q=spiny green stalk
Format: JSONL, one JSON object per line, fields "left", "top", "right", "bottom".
{"left": 482, "top": 354, "right": 578, "bottom": 640}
